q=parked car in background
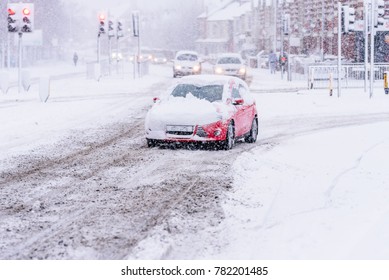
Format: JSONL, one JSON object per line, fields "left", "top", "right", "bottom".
{"left": 152, "top": 51, "right": 168, "bottom": 64}
{"left": 213, "top": 53, "right": 247, "bottom": 81}
{"left": 173, "top": 50, "right": 202, "bottom": 77}
{"left": 145, "top": 75, "right": 258, "bottom": 150}
{"left": 128, "top": 52, "right": 153, "bottom": 63}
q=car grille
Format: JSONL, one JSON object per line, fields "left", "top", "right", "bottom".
{"left": 166, "top": 131, "right": 193, "bottom": 136}
{"left": 166, "top": 125, "right": 194, "bottom": 136}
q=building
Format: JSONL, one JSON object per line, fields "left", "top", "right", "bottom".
{"left": 196, "top": 0, "right": 257, "bottom": 55}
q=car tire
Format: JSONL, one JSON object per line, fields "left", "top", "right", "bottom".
{"left": 222, "top": 122, "right": 235, "bottom": 150}
{"left": 245, "top": 118, "right": 258, "bottom": 143}
{"left": 147, "top": 139, "right": 157, "bottom": 148}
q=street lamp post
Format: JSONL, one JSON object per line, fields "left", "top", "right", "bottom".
{"left": 321, "top": 0, "right": 325, "bottom": 61}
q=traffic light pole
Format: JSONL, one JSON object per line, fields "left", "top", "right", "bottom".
{"left": 108, "top": 37, "right": 112, "bottom": 76}
{"left": 18, "top": 32, "right": 22, "bottom": 94}
{"left": 137, "top": 33, "right": 141, "bottom": 78}
{"left": 364, "top": 0, "right": 369, "bottom": 94}
{"left": 7, "top": 33, "right": 11, "bottom": 69}
{"left": 116, "top": 37, "right": 120, "bottom": 75}
{"left": 97, "top": 34, "right": 101, "bottom": 64}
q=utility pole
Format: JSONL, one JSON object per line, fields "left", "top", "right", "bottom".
{"left": 321, "top": 0, "right": 325, "bottom": 61}
{"left": 370, "top": 0, "right": 375, "bottom": 98}
{"left": 364, "top": 0, "right": 369, "bottom": 94}
{"left": 132, "top": 11, "right": 140, "bottom": 78}
{"left": 337, "top": 1, "right": 342, "bottom": 97}
{"left": 281, "top": 13, "right": 284, "bottom": 80}
{"left": 273, "top": 0, "right": 278, "bottom": 52}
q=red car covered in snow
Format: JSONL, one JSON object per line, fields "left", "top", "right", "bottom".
{"left": 145, "top": 75, "right": 258, "bottom": 149}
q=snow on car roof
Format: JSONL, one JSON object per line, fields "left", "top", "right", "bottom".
{"left": 175, "top": 50, "right": 199, "bottom": 56}
{"left": 217, "top": 52, "right": 242, "bottom": 58}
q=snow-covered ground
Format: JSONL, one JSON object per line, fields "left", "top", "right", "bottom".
{"left": 1, "top": 61, "right": 389, "bottom": 260}
{"left": 224, "top": 81, "right": 389, "bottom": 259}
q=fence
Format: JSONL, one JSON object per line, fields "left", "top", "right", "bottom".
{"left": 307, "top": 63, "right": 389, "bottom": 89}
{"left": 86, "top": 59, "right": 110, "bottom": 81}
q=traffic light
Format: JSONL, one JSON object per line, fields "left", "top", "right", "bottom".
{"left": 374, "top": 0, "right": 385, "bottom": 27}
{"left": 283, "top": 14, "right": 290, "bottom": 35}
{"left": 98, "top": 13, "right": 106, "bottom": 36}
{"left": 132, "top": 12, "right": 139, "bottom": 37}
{"left": 7, "top": 5, "right": 18, "bottom": 33}
{"left": 21, "top": 5, "right": 34, "bottom": 33}
{"left": 341, "top": 5, "right": 355, "bottom": 33}
{"left": 108, "top": 20, "right": 115, "bottom": 38}
{"left": 117, "top": 21, "right": 124, "bottom": 38}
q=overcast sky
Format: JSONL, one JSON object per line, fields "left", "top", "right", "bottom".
{"left": 65, "top": 0, "right": 223, "bottom": 17}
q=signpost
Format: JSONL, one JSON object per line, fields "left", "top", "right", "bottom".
{"left": 7, "top": 3, "right": 34, "bottom": 94}
{"left": 132, "top": 11, "right": 140, "bottom": 78}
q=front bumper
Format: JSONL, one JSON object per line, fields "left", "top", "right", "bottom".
{"left": 173, "top": 65, "right": 201, "bottom": 76}
{"left": 146, "top": 121, "right": 228, "bottom": 143}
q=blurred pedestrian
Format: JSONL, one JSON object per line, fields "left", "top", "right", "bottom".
{"left": 269, "top": 50, "right": 277, "bottom": 74}
{"left": 280, "top": 53, "right": 287, "bottom": 73}
{"left": 73, "top": 52, "right": 78, "bottom": 67}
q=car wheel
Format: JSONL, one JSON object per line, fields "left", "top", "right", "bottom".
{"left": 222, "top": 122, "right": 235, "bottom": 150}
{"left": 245, "top": 118, "right": 258, "bottom": 143}
{"left": 147, "top": 139, "right": 157, "bottom": 148}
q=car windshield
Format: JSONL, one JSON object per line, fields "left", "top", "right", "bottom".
{"left": 154, "top": 52, "right": 166, "bottom": 58}
{"left": 171, "top": 84, "right": 223, "bottom": 103}
{"left": 217, "top": 57, "right": 241, "bottom": 64}
{"left": 177, "top": 54, "right": 198, "bottom": 61}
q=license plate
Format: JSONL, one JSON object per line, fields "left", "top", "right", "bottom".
{"left": 166, "top": 125, "right": 193, "bottom": 132}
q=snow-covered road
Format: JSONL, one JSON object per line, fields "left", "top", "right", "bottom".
{"left": 1, "top": 63, "right": 389, "bottom": 259}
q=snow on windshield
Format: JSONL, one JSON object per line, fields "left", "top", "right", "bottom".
{"left": 177, "top": 54, "right": 198, "bottom": 61}
{"left": 171, "top": 84, "right": 223, "bottom": 103}
{"left": 217, "top": 57, "right": 241, "bottom": 64}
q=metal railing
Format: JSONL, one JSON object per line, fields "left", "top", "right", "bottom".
{"left": 307, "top": 63, "right": 389, "bottom": 89}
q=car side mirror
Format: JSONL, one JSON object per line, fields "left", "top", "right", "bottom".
{"left": 232, "top": 98, "right": 244, "bottom": 105}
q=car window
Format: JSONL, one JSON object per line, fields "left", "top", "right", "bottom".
{"left": 239, "top": 84, "right": 248, "bottom": 97}
{"left": 217, "top": 57, "right": 241, "bottom": 64}
{"left": 177, "top": 54, "right": 198, "bottom": 61}
{"left": 232, "top": 86, "right": 241, "bottom": 99}
{"left": 239, "top": 84, "right": 255, "bottom": 105}
{"left": 171, "top": 84, "right": 223, "bottom": 102}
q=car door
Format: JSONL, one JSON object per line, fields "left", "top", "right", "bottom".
{"left": 230, "top": 82, "right": 246, "bottom": 137}
{"left": 238, "top": 83, "right": 255, "bottom": 134}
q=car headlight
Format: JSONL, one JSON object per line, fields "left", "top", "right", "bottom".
{"left": 214, "top": 128, "right": 222, "bottom": 136}
{"left": 215, "top": 67, "right": 223, "bottom": 74}
{"left": 175, "top": 65, "right": 182, "bottom": 70}
{"left": 239, "top": 67, "right": 246, "bottom": 74}
{"left": 193, "top": 64, "right": 200, "bottom": 72}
